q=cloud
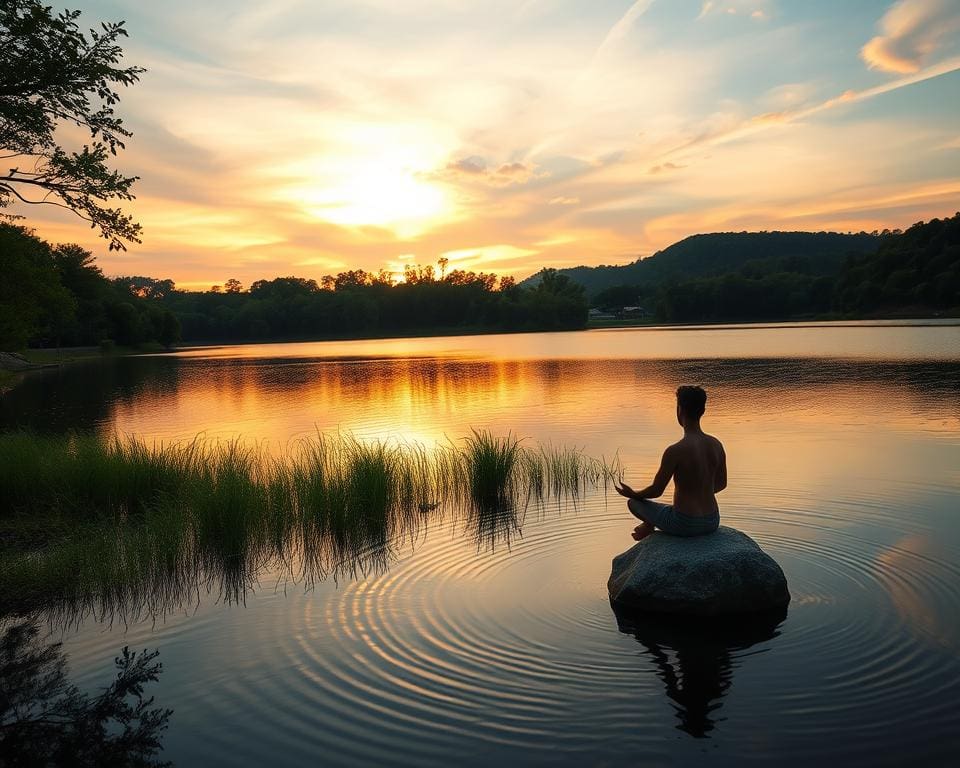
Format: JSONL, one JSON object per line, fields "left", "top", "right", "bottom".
{"left": 594, "top": 0, "right": 656, "bottom": 60}
{"left": 861, "top": 0, "right": 960, "bottom": 74}
{"left": 761, "top": 82, "right": 817, "bottom": 110}
{"left": 12, "top": 0, "right": 960, "bottom": 288}
{"left": 648, "top": 161, "right": 685, "bottom": 174}
{"left": 697, "top": 1, "right": 769, "bottom": 21}
{"left": 437, "top": 157, "right": 544, "bottom": 186}
{"left": 446, "top": 157, "right": 487, "bottom": 175}
{"left": 496, "top": 162, "right": 528, "bottom": 176}
{"left": 657, "top": 55, "right": 960, "bottom": 161}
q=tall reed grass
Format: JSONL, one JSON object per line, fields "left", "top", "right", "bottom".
{"left": 0, "top": 429, "right": 619, "bottom": 621}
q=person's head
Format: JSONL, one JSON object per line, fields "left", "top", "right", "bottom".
{"left": 676, "top": 385, "right": 707, "bottom": 426}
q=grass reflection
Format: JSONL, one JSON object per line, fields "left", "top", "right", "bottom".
{"left": 0, "top": 430, "right": 618, "bottom": 622}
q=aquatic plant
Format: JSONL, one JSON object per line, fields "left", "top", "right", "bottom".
{"left": 0, "top": 429, "right": 619, "bottom": 621}
{"left": 460, "top": 429, "right": 522, "bottom": 511}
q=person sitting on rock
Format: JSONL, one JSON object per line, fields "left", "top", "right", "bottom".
{"left": 614, "top": 385, "right": 726, "bottom": 541}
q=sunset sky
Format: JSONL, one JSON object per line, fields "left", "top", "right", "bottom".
{"left": 20, "top": 0, "right": 960, "bottom": 289}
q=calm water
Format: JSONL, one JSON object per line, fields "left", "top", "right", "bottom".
{"left": 3, "top": 321, "right": 960, "bottom": 766}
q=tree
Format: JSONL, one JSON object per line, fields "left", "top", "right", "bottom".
{"left": 0, "top": 621, "right": 172, "bottom": 767}
{"left": 0, "top": 222, "right": 74, "bottom": 350}
{"left": 114, "top": 276, "right": 175, "bottom": 300}
{"left": 223, "top": 278, "right": 243, "bottom": 294}
{"left": 158, "top": 310, "right": 180, "bottom": 349}
{"left": 0, "top": 1, "right": 144, "bottom": 250}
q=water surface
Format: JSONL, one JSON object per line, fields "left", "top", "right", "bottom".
{"left": 3, "top": 321, "right": 959, "bottom": 766}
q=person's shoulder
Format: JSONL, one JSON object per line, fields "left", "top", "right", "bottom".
{"left": 663, "top": 440, "right": 684, "bottom": 458}
{"left": 705, "top": 433, "right": 725, "bottom": 451}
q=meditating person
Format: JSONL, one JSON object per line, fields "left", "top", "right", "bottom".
{"left": 614, "top": 385, "right": 726, "bottom": 540}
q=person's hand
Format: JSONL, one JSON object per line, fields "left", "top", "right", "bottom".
{"left": 614, "top": 481, "right": 637, "bottom": 499}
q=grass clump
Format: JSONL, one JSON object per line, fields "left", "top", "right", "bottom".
{"left": 0, "top": 429, "right": 619, "bottom": 620}
{"left": 460, "top": 430, "right": 522, "bottom": 512}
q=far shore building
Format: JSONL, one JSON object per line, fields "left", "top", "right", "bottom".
{"left": 589, "top": 308, "right": 616, "bottom": 320}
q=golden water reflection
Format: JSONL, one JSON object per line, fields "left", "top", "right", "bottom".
{"left": 93, "top": 356, "right": 960, "bottom": 514}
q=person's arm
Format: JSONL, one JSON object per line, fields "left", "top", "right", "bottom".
{"left": 713, "top": 444, "right": 727, "bottom": 493}
{"left": 615, "top": 447, "right": 677, "bottom": 500}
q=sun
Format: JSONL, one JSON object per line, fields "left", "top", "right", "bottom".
{"left": 276, "top": 125, "right": 456, "bottom": 238}
{"left": 301, "top": 161, "right": 449, "bottom": 237}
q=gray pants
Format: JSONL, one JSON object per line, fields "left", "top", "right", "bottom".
{"left": 628, "top": 498, "right": 719, "bottom": 537}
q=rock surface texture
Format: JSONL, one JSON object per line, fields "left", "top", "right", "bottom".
{"left": 608, "top": 526, "right": 790, "bottom": 616}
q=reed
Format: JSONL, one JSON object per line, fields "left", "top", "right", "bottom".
{"left": 460, "top": 429, "right": 522, "bottom": 512}
{"left": 0, "top": 429, "right": 619, "bottom": 620}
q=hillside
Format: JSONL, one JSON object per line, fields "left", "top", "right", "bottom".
{"left": 523, "top": 231, "right": 880, "bottom": 296}
{"left": 835, "top": 213, "right": 960, "bottom": 313}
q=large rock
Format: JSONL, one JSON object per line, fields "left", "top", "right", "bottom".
{"left": 608, "top": 526, "right": 790, "bottom": 616}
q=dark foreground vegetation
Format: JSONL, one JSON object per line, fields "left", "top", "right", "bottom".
{"left": 540, "top": 216, "right": 960, "bottom": 323}
{"left": 0, "top": 621, "right": 171, "bottom": 767}
{"left": 0, "top": 430, "right": 617, "bottom": 622}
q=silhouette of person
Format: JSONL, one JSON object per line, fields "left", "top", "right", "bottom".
{"left": 615, "top": 385, "right": 727, "bottom": 540}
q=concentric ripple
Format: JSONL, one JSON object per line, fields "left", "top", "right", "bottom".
{"left": 52, "top": 483, "right": 960, "bottom": 767}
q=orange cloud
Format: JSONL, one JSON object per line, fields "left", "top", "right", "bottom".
{"left": 861, "top": 0, "right": 960, "bottom": 74}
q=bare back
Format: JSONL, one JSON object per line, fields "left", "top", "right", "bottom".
{"left": 670, "top": 431, "right": 726, "bottom": 516}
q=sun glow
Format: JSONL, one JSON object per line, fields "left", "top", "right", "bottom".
{"left": 274, "top": 124, "right": 456, "bottom": 238}
{"left": 293, "top": 163, "right": 448, "bottom": 237}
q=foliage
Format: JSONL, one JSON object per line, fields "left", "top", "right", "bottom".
{"left": 163, "top": 264, "right": 587, "bottom": 342}
{"left": 528, "top": 231, "right": 880, "bottom": 296}
{"left": 0, "top": 223, "right": 74, "bottom": 349}
{"left": 834, "top": 213, "right": 960, "bottom": 314}
{"left": 461, "top": 430, "right": 522, "bottom": 512}
{"left": 0, "top": 1, "right": 143, "bottom": 249}
{"left": 0, "top": 223, "right": 169, "bottom": 350}
{"left": 0, "top": 224, "right": 588, "bottom": 351}
{"left": 0, "top": 621, "right": 171, "bottom": 766}
{"left": 586, "top": 218, "right": 959, "bottom": 323}
{"left": 0, "top": 430, "right": 617, "bottom": 618}
{"left": 158, "top": 311, "right": 180, "bottom": 349}
{"left": 654, "top": 271, "right": 835, "bottom": 323}
{"left": 593, "top": 284, "right": 646, "bottom": 312}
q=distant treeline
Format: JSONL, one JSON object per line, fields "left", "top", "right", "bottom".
{"left": 3, "top": 216, "right": 957, "bottom": 352}
{"left": 160, "top": 265, "right": 587, "bottom": 342}
{"left": 527, "top": 230, "right": 882, "bottom": 295}
{"left": 0, "top": 223, "right": 587, "bottom": 351}
{"left": 588, "top": 215, "right": 960, "bottom": 323}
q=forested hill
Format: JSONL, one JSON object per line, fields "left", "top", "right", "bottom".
{"left": 523, "top": 231, "right": 880, "bottom": 294}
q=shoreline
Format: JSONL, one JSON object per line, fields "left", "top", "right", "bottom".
{"left": 3, "top": 314, "right": 956, "bottom": 383}
{"left": 167, "top": 314, "right": 960, "bottom": 353}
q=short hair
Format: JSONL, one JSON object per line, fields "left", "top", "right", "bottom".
{"left": 676, "top": 385, "right": 707, "bottom": 418}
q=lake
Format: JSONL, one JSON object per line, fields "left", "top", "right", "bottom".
{"left": 3, "top": 321, "right": 960, "bottom": 766}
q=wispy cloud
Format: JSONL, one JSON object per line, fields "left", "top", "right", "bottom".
{"left": 657, "top": 56, "right": 960, "bottom": 161}
{"left": 11, "top": 0, "right": 959, "bottom": 285}
{"left": 593, "top": 0, "right": 656, "bottom": 60}
{"left": 697, "top": 0, "right": 770, "bottom": 21}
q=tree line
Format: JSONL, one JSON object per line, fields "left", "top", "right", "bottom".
{"left": 0, "top": 223, "right": 180, "bottom": 351}
{"left": 591, "top": 214, "right": 960, "bottom": 323}
{"left": 147, "top": 263, "right": 587, "bottom": 342}
{"left": 0, "top": 222, "right": 588, "bottom": 351}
